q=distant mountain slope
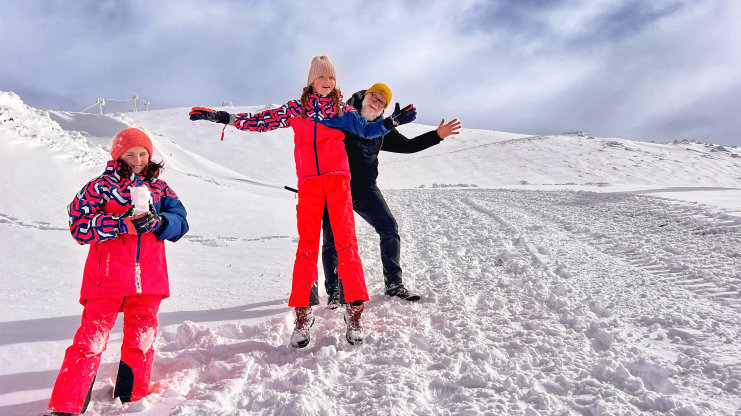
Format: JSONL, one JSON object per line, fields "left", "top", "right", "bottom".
{"left": 2, "top": 89, "right": 740, "bottom": 229}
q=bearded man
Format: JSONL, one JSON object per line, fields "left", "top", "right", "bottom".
{"left": 321, "top": 83, "right": 461, "bottom": 307}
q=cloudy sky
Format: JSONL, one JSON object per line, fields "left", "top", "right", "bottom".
{"left": 2, "top": 0, "right": 740, "bottom": 145}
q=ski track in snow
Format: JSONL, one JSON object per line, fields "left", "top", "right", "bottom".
{"left": 80, "top": 189, "right": 741, "bottom": 416}
{"left": 0, "top": 213, "right": 67, "bottom": 231}
{"left": 0, "top": 211, "right": 292, "bottom": 249}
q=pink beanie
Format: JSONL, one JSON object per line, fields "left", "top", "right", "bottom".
{"left": 307, "top": 55, "right": 337, "bottom": 86}
{"left": 111, "top": 128, "right": 153, "bottom": 161}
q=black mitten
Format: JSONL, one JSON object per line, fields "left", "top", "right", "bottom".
{"left": 189, "top": 107, "right": 231, "bottom": 124}
{"left": 383, "top": 103, "right": 417, "bottom": 129}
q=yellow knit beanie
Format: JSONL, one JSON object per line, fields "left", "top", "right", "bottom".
{"left": 365, "top": 83, "right": 392, "bottom": 108}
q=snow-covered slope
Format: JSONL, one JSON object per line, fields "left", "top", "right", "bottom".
{"left": 1, "top": 91, "right": 740, "bottom": 415}
{"left": 378, "top": 128, "right": 741, "bottom": 189}
{"left": 128, "top": 106, "right": 741, "bottom": 191}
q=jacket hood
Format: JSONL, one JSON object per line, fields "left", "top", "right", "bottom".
{"left": 104, "top": 160, "right": 123, "bottom": 180}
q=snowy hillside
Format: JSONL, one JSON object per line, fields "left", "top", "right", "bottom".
{"left": 1, "top": 90, "right": 740, "bottom": 415}
{"left": 128, "top": 104, "right": 741, "bottom": 191}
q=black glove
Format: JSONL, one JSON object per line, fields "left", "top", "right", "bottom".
{"left": 119, "top": 204, "right": 159, "bottom": 235}
{"left": 383, "top": 103, "right": 417, "bottom": 129}
{"left": 189, "top": 107, "right": 231, "bottom": 124}
{"left": 148, "top": 202, "right": 161, "bottom": 221}
{"left": 153, "top": 215, "right": 168, "bottom": 236}
{"left": 148, "top": 202, "right": 168, "bottom": 235}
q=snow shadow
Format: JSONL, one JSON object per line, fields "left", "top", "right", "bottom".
{"left": 0, "top": 300, "right": 288, "bottom": 411}
{"left": 0, "top": 362, "right": 118, "bottom": 414}
{"left": 0, "top": 397, "right": 54, "bottom": 416}
{"left": 0, "top": 299, "right": 288, "bottom": 346}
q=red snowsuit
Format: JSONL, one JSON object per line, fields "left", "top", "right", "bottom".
{"left": 233, "top": 93, "right": 390, "bottom": 306}
{"left": 48, "top": 161, "right": 188, "bottom": 414}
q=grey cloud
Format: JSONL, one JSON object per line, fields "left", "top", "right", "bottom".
{"left": 1, "top": 0, "right": 739, "bottom": 146}
{"left": 586, "top": 1, "right": 685, "bottom": 42}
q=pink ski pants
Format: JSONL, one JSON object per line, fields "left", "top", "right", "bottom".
{"left": 48, "top": 295, "right": 161, "bottom": 413}
{"left": 288, "top": 174, "right": 368, "bottom": 307}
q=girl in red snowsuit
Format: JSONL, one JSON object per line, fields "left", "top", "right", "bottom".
{"left": 189, "top": 56, "right": 416, "bottom": 347}
{"left": 47, "top": 128, "right": 189, "bottom": 415}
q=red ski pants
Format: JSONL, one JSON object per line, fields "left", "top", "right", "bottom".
{"left": 48, "top": 295, "right": 161, "bottom": 414}
{"left": 289, "top": 174, "right": 368, "bottom": 307}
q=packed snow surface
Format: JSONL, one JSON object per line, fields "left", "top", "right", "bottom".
{"left": 1, "top": 90, "right": 740, "bottom": 415}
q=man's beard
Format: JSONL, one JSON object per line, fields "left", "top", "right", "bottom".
{"left": 360, "top": 95, "right": 383, "bottom": 121}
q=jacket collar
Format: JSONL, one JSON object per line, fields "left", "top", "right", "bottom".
{"left": 347, "top": 90, "right": 365, "bottom": 113}
{"left": 305, "top": 93, "right": 343, "bottom": 120}
{"left": 104, "top": 160, "right": 145, "bottom": 183}
{"left": 104, "top": 160, "right": 122, "bottom": 179}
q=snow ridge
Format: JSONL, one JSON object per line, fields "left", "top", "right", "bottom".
{"left": 0, "top": 91, "right": 107, "bottom": 167}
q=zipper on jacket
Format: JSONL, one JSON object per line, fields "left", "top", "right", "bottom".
{"left": 313, "top": 102, "right": 320, "bottom": 175}
{"left": 135, "top": 234, "right": 142, "bottom": 294}
{"left": 133, "top": 176, "right": 144, "bottom": 295}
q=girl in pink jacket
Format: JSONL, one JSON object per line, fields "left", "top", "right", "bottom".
{"left": 189, "top": 56, "right": 416, "bottom": 348}
{"left": 47, "top": 128, "right": 188, "bottom": 415}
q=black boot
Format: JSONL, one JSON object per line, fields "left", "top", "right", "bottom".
{"left": 326, "top": 293, "right": 342, "bottom": 310}
{"left": 385, "top": 285, "right": 421, "bottom": 302}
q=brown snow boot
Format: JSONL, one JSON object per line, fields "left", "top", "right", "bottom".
{"left": 344, "top": 301, "right": 365, "bottom": 345}
{"left": 290, "top": 307, "right": 314, "bottom": 348}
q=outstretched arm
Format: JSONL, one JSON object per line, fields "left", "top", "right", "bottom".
{"left": 189, "top": 101, "right": 302, "bottom": 132}
{"left": 436, "top": 119, "right": 462, "bottom": 139}
{"left": 321, "top": 109, "right": 389, "bottom": 139}
{"left": 322, "top": 102, "right": 417, "bottom": 139}
{"left": 381, "top": 118, "right": 462, "bottom": 154}
{"left": 233, "top": 101, "right": 303, "bottom": 132}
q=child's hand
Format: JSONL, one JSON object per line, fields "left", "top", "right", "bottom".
{"left": 148, "top": 203, "right": 166, "bottom": 233}
{"left": 384, "top": 103, "right": 417, "bottom": 129}
{"left": 189, "top": 107, "right": 231, "bottom": 124}
{"left": 119, "top": 209, "right": 159, "bottom": 235}
{"left": 148, "top": 202, "right": 160, "bottom": 220}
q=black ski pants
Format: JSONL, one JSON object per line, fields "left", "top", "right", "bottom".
{"left": 320, "top": 184, "right": 402, "bottom": 301}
